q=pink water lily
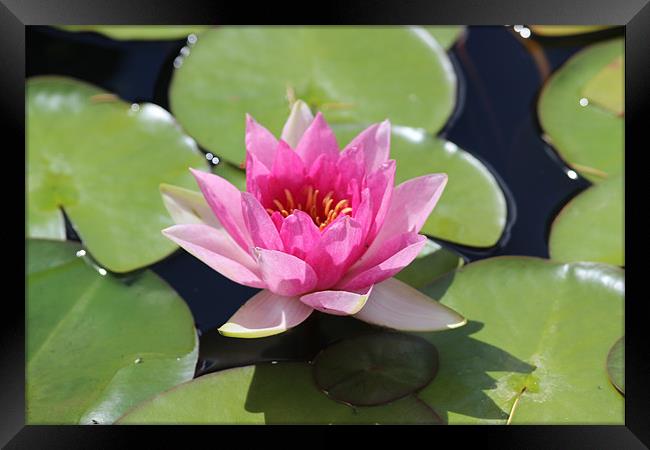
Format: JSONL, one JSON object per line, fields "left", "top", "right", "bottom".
{"left": 161, "top": 101, "right": 466, "bottom": 338}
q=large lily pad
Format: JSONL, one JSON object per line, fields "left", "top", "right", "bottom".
{"left": 549, "top": 175, "right": 624, "bottom": 266}
{"left": 27, "top": 76, "right": 208, "bottom": 272}
{"left": 538, "top": 39, "right": 623, "bottom": 183}
{"left": 313, "top": 332, "right": 438, "bottom": 406}
{"left": 395, "top": 238, "right": 463, "bottom": 288}
{"left": 27, "top": 239, "right": 198, "bottom": 424}
{"left": 425, "top": 26, "right": 465, "bottom": 49}
{"left": 417, "top": 257, "right": 624, "bottom": 424}
{"left": 606, "top": 337, "right": 624, "bottom": 395}
{"left": 59, "top": 26, "right": 210, "bottom": 40}
{"left": 118, "top": 363, "right": 441, "bottom": 424}
{"left": 336, "top": 128, "right": 508, "bottom": 247}
{"left": 169, "top": 26, "right": 457, "bottom": 166}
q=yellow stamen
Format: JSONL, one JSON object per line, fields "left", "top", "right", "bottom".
{"left": 305, "top": 186, "right": 314, "bottom": 211}
{"left": 340, "top": 207, "right": 353, "bottom": 215}
{"left": 322, "top": 191, "right": 334, "bottom": 207}
{"left": 281, "top": 209, "right": 289, "bottom": 217}
{"left": 273, "top": 199, "right": 286, "bottom": 212}
{"left": 266, "top": 208, "right": 275, "bottom": 215}
{"left": 284, "top": 189, "right": 295, "bottom": 210}
{"left": 324, "top": 198, "right": 334, "bottom": 217}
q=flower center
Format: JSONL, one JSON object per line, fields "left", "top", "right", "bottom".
{"left": 266, "top": 185, "right": 352, "bottom": 230}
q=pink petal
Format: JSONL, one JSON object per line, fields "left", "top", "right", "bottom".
{"left": 255, "top": 248, "right": 318, "bottom": 296}
{"left": 337, "top": 144, "right": 366, "bottom": 182}
{"left": 366, "top": 160, "right": 396, "bottom": 241}
{"left": 369, "top": 174, "right": 447, "bottom": 254}
{"left": 245, "top": 114, "right": 278, "bottom": 169}
{"left": 241, "top": 192, "right": 284, "bottom": 251}
{"left": 280, "top": 210, "right": 321, "bottom": 259}
{"left": 306, "top": 216, "right": 364, "bottom": 290}
{"left": 353, "top": 278, "right": 466, "bottom": 331}
{"left": 343, "top": 120, "right": 391, "bottom": 173}
{"left": 218, "top": 289, "right": 313, "bottom": 338}
{"left": 160, "top": 183, "right": 221, "bottom": 229}
{"left": 299, "top": 285, "right": 372, "bottom": 316}
{"left": 338, "top": 233, "right": 426, "bottom": 291}
{"left": 190, "top": 168, "right": 253, "bottom": 251}
{"left": 270, "top": 140, "right": 307, "bottom": 194}
{"left": 162, "top": 224, "right": 264, "bottom": 288}
{"left": 280, "top": 100, "right": 314, "bottom": 148}
{"left": 245, "top": 152, "right": 271, "bottom": 203}
{"left": 295, "top": 112, "right": 340, "bottom": 167}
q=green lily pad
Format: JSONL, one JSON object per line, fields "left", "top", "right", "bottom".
{"left": 417, "top": 257, "right": 624, "bottom": 424}
{"left": 27, "top": 76, "right": 208, "bottom": 272}
{"left": 169, "top": 26, "right": 457, "bottom": 166}
{"left": 582, "top": 55, "right": 624, "bottom": 115}
{"left": 530, "top": 26, "right": 611, "bottom": 37}
{"left": 59, "top": 26, "right": 210, "bottom": 40}
{"left": 27, "top": 239, "right": 198, "bottom": 424}
{"left": 118, "top": 363, "right": 441, "bottom": 424}
{"left": 336, "top": 128, "right": 507, "bottom": 247}
{"left": 425, "top": 26, "right": 465, "bottom": 49}
{"left": 395, "top": 238, "right": 463, "bottom": 288}
{"left": 313, "top": 332, "right": 438, "bottom": 406}
{"left": 549, "top": 175, "right": 624, "bottom": 266}
{"left": 606, "top": 337, "right": 624, "bottom": 395}
{"left": 538, "top": 39, "right": 623, "bottom": 182}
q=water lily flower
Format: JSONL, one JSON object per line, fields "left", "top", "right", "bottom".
{"left": 161, "top": 101, "right": 466, "bottom": 338}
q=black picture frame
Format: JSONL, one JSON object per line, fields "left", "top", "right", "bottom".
{"left": 4, "top": 0, "right": 648, "bottom": 447}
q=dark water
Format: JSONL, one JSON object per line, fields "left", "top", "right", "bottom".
{"left": 27, "top": 26, "right": 624, "bottom": 372}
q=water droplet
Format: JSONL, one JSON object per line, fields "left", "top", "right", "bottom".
{"left": 130, "top": 103, "right": 140, "bottom": 112}
{"left": 76, "top": 249, "right": 86, "bottom": 257}
{"left": 513, "top": 25, "right": 524, "bottom": 32}
{"left": 519, "top": 28, "right": 531, "bottom": 39}
{"left": 271, "top": 361, "right": 278, "bottom": 365}
{"left": 173, "top": 56, "right": 184, "bottom": 69}
{"left": 211, "top": 156, "right": 220, "bottom": 165}
{"left": 134, "top": 357, "right": 143, "bottom": 364}
{"left": 98, "top": 268, "right": 107, "bottom": 277}
{"left": 444, "top": 141, "right": 458, "bottom": 153}
{"left": 187, "top": 34, "right": 198, "bottom": 45}
{"left": 176, "top": 357, "right": 181, "bottom": 361}
{"left": 180, "top": 46, "right": 191, "bottom": 57}
{"left": 205, "top": 152, "right": 214, "bottom": 160}
{"left": 579, "top": 97, "right": 589, "bottom": 107}
{"left": 567, "top": 170, "right": 578, "bottom": 180}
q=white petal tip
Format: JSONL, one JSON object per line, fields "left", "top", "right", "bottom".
{"left": 217, "top": 323, "right": 285, "bottom": 339}
{"left": 447, "top": 317, "right": 468, "bottom": 329}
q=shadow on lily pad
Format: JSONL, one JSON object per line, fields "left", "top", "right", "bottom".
{"left": 418, "top": 321, "right": 536, "bottom": 423}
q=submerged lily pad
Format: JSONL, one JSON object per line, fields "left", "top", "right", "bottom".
{"left": 169, "top": 26, "right": 456, "bottom": 166}
{"left": 395, "top": 238, "right": 463, "bottom": 288}
{"left": 530, "top": 26, "right": 612, "bottom": 37}
{"left": 313, "top": 332, "right": 438, "bottom": 406}
{"left": 549, "top": 175, "right": 624, "bottom": 266}
{"left": 59, "top": 26, "right": 210, "bottom": 40}
{"left": 417, "top": 257, "right": 624, "bottom": 424}
{"left": 606, "top": 337, "right": 624, "bottom": 395}
{"left": 27, "top": 239, "right": 198, "bottom": 424}
{"left": 538, "top": 39, "right": 624, "bottom": 182}
{"left": 27, "top": 76, "right": 208, "bottom": 272}
{"left": 118, "top": 363, "right": 441, "bottom": 424}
